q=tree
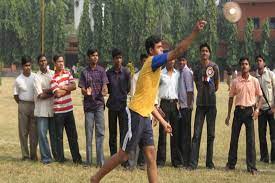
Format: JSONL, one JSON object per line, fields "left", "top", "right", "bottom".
{"left": 78, "top": 0, "right": 93, "bottom": 64}
{"left": 186, "top": 0, "right": 205, "bottom": 63}
{"left": 260, "top": 19, "right": 271, "bottom": 64}
{"left": 204, "top": 0, "right": 218, "bottom": 61}
{"left": 225, "top": 23, "right": 239, "bottom": 66}
{"left": 0, "top": 0, "right": 38, "bottom": 64}
{"left": 45, "top": 0, "right": 66, "bottom": 59}
{"left": 244, "top": 19, "right": 255, "bottom": 61}
{"left": 93, "top": 0, "right": 103, "bottom": 52}
{"left": 170, "top": 0, "right": 188, "bottom": 45}
{"left": 100, "top": 0, "right": 113, "bottom": 63}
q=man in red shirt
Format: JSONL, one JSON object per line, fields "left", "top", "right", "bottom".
{"left": 51, "top": 54, "right": 82, "bottom": 164}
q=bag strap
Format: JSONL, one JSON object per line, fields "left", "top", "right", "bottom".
{"left": 260, "top": 84, "right": 271, "bottom": 109}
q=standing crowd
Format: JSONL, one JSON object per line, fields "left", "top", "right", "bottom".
{"left": 13, "top": 20, "right": 275, "bottom": 183}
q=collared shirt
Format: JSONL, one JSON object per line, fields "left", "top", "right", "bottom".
{"left": 14, "top": 73, "right": 36, "bottom": 102}
{"left": 178, "top": 65, "right": 194, "bottom": 108}
{"left": 193, "top": 61, "right": 219, "bottom": 106}
{"left": 158, "top": 67, "right": 179, "bottom": 100}
{"left": 106, "top": 66, "right": 131, "bottom": 111}
{"left": 255, "top": 67, "right": 275, "bottom": 110}
{"left": 78, "top": 65, "right": 109, "bottom": 112}
{"left": 229, "top": 75, "right": 262, "bottom": 107}
{"left": 34, "top": 69, "right": 54, "bottom": 117}
{"left": 50, "top": 70, "right": 74, "bottom": 114}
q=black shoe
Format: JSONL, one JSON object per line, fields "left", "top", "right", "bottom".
{"left": 30, "top": 156, "right": 38, "bottom": 161}
{"left": 157, "top": 164, "right": 165, "bottom": 168}
{"left": 83, "top": 162, "right": 92, "bottom": 167}
{"left": 206, "top": 164, "right": 215, "bottom": 169}
{"left": 225, "top": 165, "right": 235, "bottom": 171}
{"left": 248, "top": 168, "right": 258, "bottom": 175}
{"left": 173, "top": 164, "right": 183, "bottom": 168}
{"left": 73, "top": 159, "right": 82, "bottom": 164}
{"left": 57, "top": 158, "right": 68, "bottom": 163}
{"left": 187, "top": 166, "right": 196, "bottom": 171}
{"left": 137, "top": 165, "right": 145, "bottom": 170}
{"left": 21, "top": 157, "right": 30, "bottom": 161}
{"left": 260, "top": 159, "right": 269, "bottom": 163}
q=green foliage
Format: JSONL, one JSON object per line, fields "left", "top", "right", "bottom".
{"left": 244, "top": 19, "right": 255, "bottom": 61}
{"left": 78, "top": 0, "right": 93, "bottom": 65}
{"left": 226, "top": 24, "right": 239, "bottom": 66}
{"left": 170, "top": 0, "right": 189, "bottom": 45}
{"left": 187, "top": 0, "right": 205, "bottom": 63}
{"left": 0, "top": 0, "right": 68, "bottom": 65}
{"left": 45, "top": 0, "right": 66, "bottom": 59}
{"left": 100, "top": 0, "right": 113, "bottom": 63}
{"left": 1, "top": 0, "right": 273, "bottom": 69}
{"left": 260, "top": 19, "right": 271, "bottom": 64}
{"left": 204, "top": 0, "right": 218, "bottom": 61}
{"left": 126, "top": 62, "right": 135, "bottom": 77}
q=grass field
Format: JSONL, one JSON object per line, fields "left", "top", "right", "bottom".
{"left": 0, "top": 77, "right": 275, "bottom": 183}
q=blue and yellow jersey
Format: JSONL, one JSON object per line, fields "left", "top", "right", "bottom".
{"left": 129, "top": 53, "right": 168, "bottom": 117}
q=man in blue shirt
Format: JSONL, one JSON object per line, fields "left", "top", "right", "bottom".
{"left": 106, "top": 48, "right": 131, "bottom": 157}
{"left": 178, "top": 56, "right": 194, "bottom": 168}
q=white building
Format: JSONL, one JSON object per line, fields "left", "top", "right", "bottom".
{"left": 74, "top": 0, "right": 94, "bottom": 30}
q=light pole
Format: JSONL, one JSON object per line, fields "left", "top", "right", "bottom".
{"left": 40, "top": 0, "right": 45, "bottom": 54}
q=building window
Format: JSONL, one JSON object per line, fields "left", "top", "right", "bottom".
{"left": 247, "top": 17, "right": 260, "bottom": 29}
{"left": 270, "top": 17, "right": 275, "bottom": 29}
{"left": 252, "top": 17, "right": 260, "bottom": 29}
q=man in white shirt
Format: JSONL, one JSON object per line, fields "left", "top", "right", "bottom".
{"left": 34, "top": 54, "right": 57, "bottom": 164}
{"left": 14, "top": 56, "right": 38, "bottom": 161}
{"left": 156, "top": 55, "right": 182, "bottom": 167}
{"left": 255, "top": 55, "right": 275, "bottom": 164}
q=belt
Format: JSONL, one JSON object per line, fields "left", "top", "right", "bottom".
{"left": 235, "top": 105, "right": 253, "bottom": 110}
{"left": 19, "top": 100, "right": 34, "bottom": 103}
{"left": 161, "top": 99, "right": 178, "bottom": 103}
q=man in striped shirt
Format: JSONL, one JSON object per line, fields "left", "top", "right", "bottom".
{"left": 50, "top": 54, "right": 82, "bottom": 164}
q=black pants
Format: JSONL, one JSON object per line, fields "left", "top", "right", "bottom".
{"left": 190, "top": 106, "right": 217, "bottom": 168}
{"left": 137, "top": 148, "right": 145, "bottom": 166}
{"left": 54, "top": 111, "right": 82, "bottom": 163}
{"left": 157, "top": 100, "right": 182, "bottom": 166}
{"left": 179, "top": 108, "right": 192, "bottom": 167}
{"left": 227, "top": 107, "right": 256, "bottom": 171}
{"left": 108, "top": 109, "right": 127, "bottom": 156}
{"left": 258, "top": 110, "right": 275, "bottom": 163}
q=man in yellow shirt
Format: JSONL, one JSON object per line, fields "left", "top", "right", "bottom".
{"left": 91, "top": 20, "right": 206, "bottom": 183}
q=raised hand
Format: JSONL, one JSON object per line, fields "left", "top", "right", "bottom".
{"left": 194, "top": 20, "right": 207, "bottom": 32}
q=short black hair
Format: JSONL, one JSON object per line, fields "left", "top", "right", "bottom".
{"left": 140, "top": 53, "right": 148, "bottom": 61}
{"left": 53, "top": 54, "right": 63, "bottom": 62}
{"left": 145, "top": 35, "right": 162, "bottom": 54}
{"left": 37, "top": 54, "right": 46, "bottom": 63}
{"left": 255, "top": 54, "right": 265, "bottom": 62}
{"left": 112, "top": 48, "right": 123, "bottom": 58}
{"left": 239, "top": 56, "right": 250, "bottom": 66}
{"left": 199, "top": 43, "right": 211, "bottom": 53}
{"left": 87, "top": 49, "right": 99, "bottom": 57}
{"left": 21, "top": 56, "right": 32, "bottom": 66}
{"left": 177, "top": 52, "right": 187, "bottom": 61}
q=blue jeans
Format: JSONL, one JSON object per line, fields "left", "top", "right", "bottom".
{"left": 36, "top": 117, "right": 56, "bottom": 163}
{"left": 85, "top": 107, "right": 105, "bottom": 166}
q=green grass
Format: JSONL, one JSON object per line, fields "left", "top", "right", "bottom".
{"left": 0, "top": 77, "right": 275, "bottom": 183}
